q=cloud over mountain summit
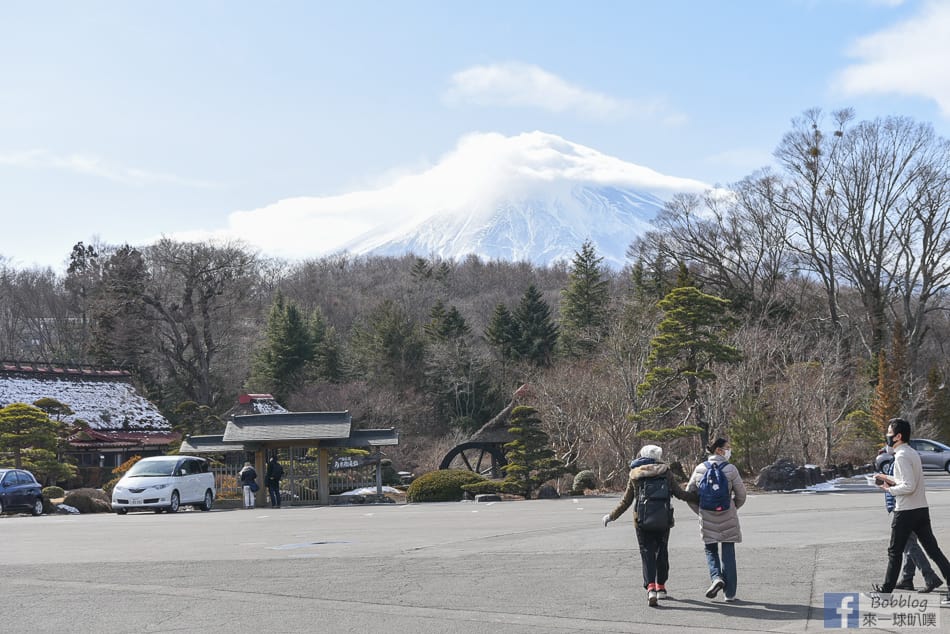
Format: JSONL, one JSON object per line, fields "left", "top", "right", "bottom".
{"left": 181, "top": 131, "right": 709, "bottom": 267}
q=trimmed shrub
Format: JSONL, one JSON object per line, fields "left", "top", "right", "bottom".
{"left": 406, "top": 469, "right": 485, "bottom": 503}
{"left": 460, "top": 480, "right": 503, "bottom": 495}
{"left": 63, "top": 491, "right": 112, "bottom": 513}
{"left": 572, "top": 470, "right": 597, "bottom": 492}
{"left": 69, "top": 487, "right": 110, "bottom": 503}
{"left": 42, "top": 485, "right": 65, "bottom": 500}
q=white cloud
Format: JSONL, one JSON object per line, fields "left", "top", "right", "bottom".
{"left": 836, "top": 1, "right": 950, "bottom": 116}
{"left": 0, "top": 149, "right": 218, "bottom": 188}
{"left": 444, "top": 62, "right": 682, "bottom": 122}
{"left": 176, "top": 130, "right": 709, "bottom": 261}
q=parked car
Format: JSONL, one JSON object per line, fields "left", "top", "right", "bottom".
{"left": 908, "top": 438, "right": 950, "bottom": 473}
{"left": 0, "top": 468, "right": 44, "bottom": 516}
{"left": 111, "top": 456, "right": 215, "bottom": 514}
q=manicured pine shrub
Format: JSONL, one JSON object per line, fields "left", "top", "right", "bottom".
{"left": 572, "top": 470, "right": 597, "bottom": 492}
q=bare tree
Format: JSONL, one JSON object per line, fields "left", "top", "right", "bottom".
{"left": 642, "top": 172, "right": 794, "bottom": 317}
{"left": 776, "top": 109, "right": 950, "bottom": 371}
{"left": 141, "top": 239, "right": 261, "bottom": 407}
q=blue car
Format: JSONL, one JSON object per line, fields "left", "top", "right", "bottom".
{"left": 0, "top": 468, "right": 44, "bottom": 516}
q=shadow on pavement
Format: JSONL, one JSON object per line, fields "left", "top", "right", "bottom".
{"left": 659, "top": 597, "right": 810, "bottom": 622}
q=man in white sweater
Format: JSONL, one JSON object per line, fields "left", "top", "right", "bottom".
{"left": 873, "top": 418, "right": 950, "bottom": 604}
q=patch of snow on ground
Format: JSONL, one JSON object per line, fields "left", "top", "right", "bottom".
{"left": 338, "top": 486, "right": 402, "bottom": 496}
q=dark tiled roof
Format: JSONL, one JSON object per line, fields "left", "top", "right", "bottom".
{"left": 322, "top": 428, "right": 399, "bottom": 448}
{"left": 1, "top": 360, "right": 131, "bottom": 378}
{"left": 67, "top": 429, "right": 180, "bottom": 448}
{"left": 179, "top": 435, "right": 244, "bottom": 453}
{"left": 223, "top": 411, "right": 352, "bottom": 442}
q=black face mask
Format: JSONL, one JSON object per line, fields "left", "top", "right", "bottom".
{"left": 885, "top": 434, "right": 897, "bottom": 447}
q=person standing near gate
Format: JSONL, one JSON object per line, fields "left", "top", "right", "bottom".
{"left": 872, "top": 418, "right": 950, "bottom": 605}
{"left": 602, "top": 444, "right": 698, "bottom": 607}
{"left": 239, "top": 461, "right": 258, "bottom": 509}
{"left": 265, "top": 455, "right": 284, "bottom": 508}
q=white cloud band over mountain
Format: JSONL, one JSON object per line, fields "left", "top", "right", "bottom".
{"left": 177, "top": 131, "right": 709, "bottom": 265}
{"left": 837, "top": 0, "right": 950, "bottom": 116}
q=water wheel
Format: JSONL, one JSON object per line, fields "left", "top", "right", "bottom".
{"left": 438, "top": 442, "right": 507, "bottom": 478}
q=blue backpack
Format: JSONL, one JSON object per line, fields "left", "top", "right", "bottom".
{"left": 698, "top": 461, "right": 731, "bottom": 511}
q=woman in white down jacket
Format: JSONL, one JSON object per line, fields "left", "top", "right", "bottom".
{"left": 686, "top": 437, "right": 747, "bottom": 602}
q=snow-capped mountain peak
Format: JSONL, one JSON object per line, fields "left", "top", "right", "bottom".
{"left": 342, "top": 131, "right": 709, "bottom": 268}
{"left": 188, "top": 131, "right": 710, "bottom": 268}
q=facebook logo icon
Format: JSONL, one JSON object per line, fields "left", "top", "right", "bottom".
{"left": 824, "top": 593, "right": 860, "bottom": 628}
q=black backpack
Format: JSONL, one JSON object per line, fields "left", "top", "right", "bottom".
{"left": 636, "top": 475, "right": 673, "bottom": 531}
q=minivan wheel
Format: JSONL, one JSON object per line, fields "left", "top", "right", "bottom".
{"left": 199, "top": 489, "right": 214, "bottom": 511}
{"left": 167, "top": 491, "right": 180, "bottom": 513}
{"left": 116, "top": 508, "right": 128, "bottom": 515}
{"left": 31, "top": 497, "right": 44, "bottom": 516}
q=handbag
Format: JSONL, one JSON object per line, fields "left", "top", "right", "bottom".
{"left": 249, "top": 481, "right": 259, "bottom": 493}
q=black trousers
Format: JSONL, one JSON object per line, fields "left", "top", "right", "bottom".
{"left": 635, "top": 526, "right": 670, "bottom": 589}
{"left": 267, "top": 482, "right": 281, "bottom": 507}
{"left": 882, "top": 506, "right": 950, "bottom": 592}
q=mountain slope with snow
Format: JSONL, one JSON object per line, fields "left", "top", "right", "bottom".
{"left": 339, "top": 132, "right": 708, "bottom": 268}
{"left": 194, "top": 131, "right": 710, "bottom": 268}
{"left": 345, "top": 184, "right": 668, "bottom": 269}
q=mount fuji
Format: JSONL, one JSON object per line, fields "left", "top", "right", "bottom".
{"left": 345, "top": 184, "right": 670, "bottom": 270}
{"left": 208, "top": 131, "right": 711, "bottom": 269}
{"left": 340, "top": 132, "right": 709, "bottom": 269}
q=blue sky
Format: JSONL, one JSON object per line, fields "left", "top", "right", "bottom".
{"left": 2, "top": 0, "right": 950, "bottom": 270}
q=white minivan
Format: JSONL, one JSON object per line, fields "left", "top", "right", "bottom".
{"left": 112, "top": 456, "right": 215, "bottom": 514}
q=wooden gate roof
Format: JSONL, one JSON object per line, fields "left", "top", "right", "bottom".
{"left": 223, "top": 411, "right": 352, "bottom": 443}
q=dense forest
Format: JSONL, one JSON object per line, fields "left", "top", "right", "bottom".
{"left": 4, "top": 108, "right": 950, "bottom": 488}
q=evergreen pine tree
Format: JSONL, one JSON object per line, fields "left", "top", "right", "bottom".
{"left": 637, "top": 285, "right": 741, "bottom": 451}
{"left": 250, "top": 292, "right": 315, "bottom": 402}
{"left": 91, "top": 245, "right": 151, "bottom": 369}
{"left": 513, "top": 285, "right": 558, "bottom": 367}
{"left": 423, "top": 304, "right": 495, "bottom": 433}
{"left": 65, "top": 241, "right": 102, "bottom": 363}
{"left": 559, "top": 240, "right": 610, "bottom": 357}
{"left": 350, "top": 299, "right": 425, "bottom": 390}
{"left": 501, "top": 405, "right": 567, "bottom": 499}
{"left": 485, "top": 303, "right": 520, "bottom": 361}
{"left": 306, "top": 307, "right": 346, "bottom": 382}
{"left": 0, "top": 403, "right": 61, "bottom": 469}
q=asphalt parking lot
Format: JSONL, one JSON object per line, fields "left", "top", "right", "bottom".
{"left": 4, "top": 475, "right": 950, "bottom": 633}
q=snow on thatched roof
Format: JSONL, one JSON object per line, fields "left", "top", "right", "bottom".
{"left": 0, "top": 372, "right": 170, "bottom": 431}
{"left": 223, "top": 394, "right": 288, "bottom": 418}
